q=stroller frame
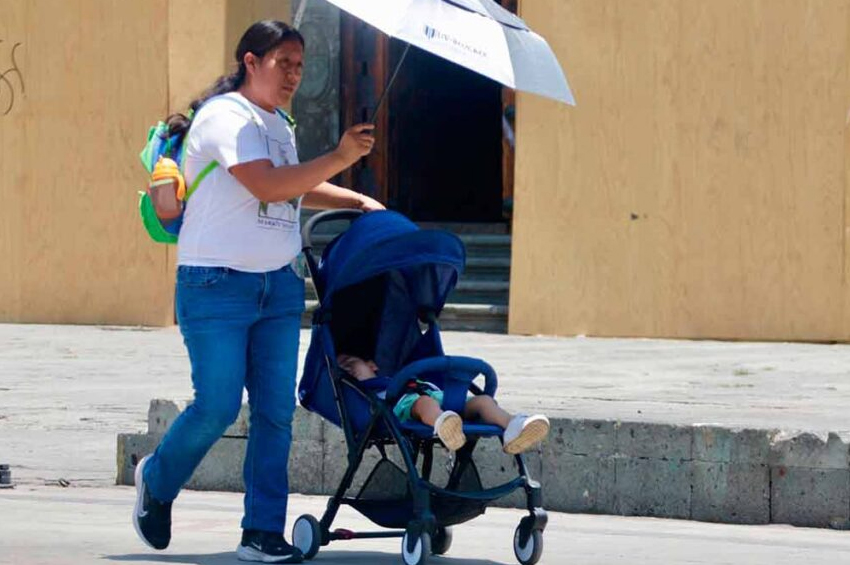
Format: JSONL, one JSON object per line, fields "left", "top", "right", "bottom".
{"left": 293, "top": 210, "right": 548, "bottom": 565}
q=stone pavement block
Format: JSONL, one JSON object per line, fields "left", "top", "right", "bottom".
{"left": 185, "top": 437, "right": 246, "bottom": 492}
{"left": 320, "top": 428, "right": 387, "bottom": 496}
{"left": 117, "top": 434, "right": 247, "bottom": 492}
{"left": 116, "top": 433, "right": 162, "bottom": 486}
{"left": 771, "top": 467, "right": 850, "bottom": 529}
{"left": 475, "top": 437, "right": 542, "bottom": 509}
{"left": 288, "top": 440, "right": 324, "bottom": 495}
{"left": 540, "top": 450, "right": 615, "bottom": 514}
{"left": 147, "top": 399, "right": 249, "bottom": 438}
{"left": 118, "top": 433, "right": 247, "bottom": 492}
{"left": 691, "top": 461, "right": 769, "bottom": 524}
{"left": 147, "top": 400, "right": 182, "bottom": 435}
{"left": 615, "top": 458, "right": 692, "bottom": 519}
{"left": 769, "top": 432, "right": 850, "bottom": 470}
{"left": 119, "top": 433, "right": 324, "bottom": 496}
{"left": 292, "top": 407, "right": 324, "bottom": 442}
{"left": 693, "top": 426, "right": 772, "bottom": 464}
{"left": 550, "top": 418, "right": 617, "bottom": 457}
{"left": 617, "top": 422, "right": 692, "bottom": 460}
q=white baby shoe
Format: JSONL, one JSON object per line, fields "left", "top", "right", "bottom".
{"left": 502, "top": 414, "right": 550, "bottom": 454}
{"left": 433, "top": 410, "right": 466, "bottom": 451}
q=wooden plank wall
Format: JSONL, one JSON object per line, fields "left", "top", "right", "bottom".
{"left": 510, "top": 0, "right": 850, "bottom": 341}
{"left": 0, "top": 0, "right": 289, "bottom": 326}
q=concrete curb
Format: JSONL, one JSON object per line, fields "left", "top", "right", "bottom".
{"left": 117, "top": 400, "right": 850, "bottom": 529}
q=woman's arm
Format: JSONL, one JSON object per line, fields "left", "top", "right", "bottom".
{"left": 228, "top": 124, "right": 375, "bottom": 203}
{"left": 303, "top": 182, "right": 385, "bottom": 211}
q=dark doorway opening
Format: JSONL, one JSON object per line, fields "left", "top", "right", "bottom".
{"left": 385, "top": 42, "right": 503, "bottom": 222}
{"left": 339, "top": 1, "right": 517, "bottom": 225}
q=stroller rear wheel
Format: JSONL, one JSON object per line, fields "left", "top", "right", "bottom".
{"left": 431, "top": 526, "right": 452, "bottom": 555}
{"left": 513, "top": 524, "right": 543, "bottom": 565}
{"left": 292, "top": 514, "right": 321, "bottom": 560}
{"left": 401, "top": 529, "right": 431, "bottom": 565}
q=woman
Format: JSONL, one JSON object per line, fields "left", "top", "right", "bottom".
{"left": 132, "top": 20, "right": 382, "bottom": 564}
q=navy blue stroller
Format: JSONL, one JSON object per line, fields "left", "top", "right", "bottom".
{"left": 292, "top": 210, "right": 547, "bottom": 565}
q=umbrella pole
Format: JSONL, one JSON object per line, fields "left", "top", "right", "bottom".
{"left": 368, "top": 42, "right": 411, "bottom": 124}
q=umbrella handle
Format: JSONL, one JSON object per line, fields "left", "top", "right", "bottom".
{"left": 367, "top": 42, "right": 411, "bottom": 125}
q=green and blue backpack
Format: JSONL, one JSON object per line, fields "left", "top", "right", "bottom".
{"left": 137, "top": 98, "right": 295, "bottom": 244}
{"left": 137, "top": 110, "right": 217, "bottom": 245}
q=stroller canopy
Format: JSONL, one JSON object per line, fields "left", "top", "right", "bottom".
{"left": 315, "top": 210, "right": 466, "bottom": 313}
{"left": 300, "top": 211, "right": 467, "bottom": 423}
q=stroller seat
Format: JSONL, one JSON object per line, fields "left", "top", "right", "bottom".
{"left": 349, "top": 372, "right": 504, "bottom": 439}
{"left": 399, "top": 421, "right": 504, "bottom": 439}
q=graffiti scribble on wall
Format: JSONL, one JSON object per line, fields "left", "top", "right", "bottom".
{"left": 0, "top": 40, "right": 25, "bottom": 116}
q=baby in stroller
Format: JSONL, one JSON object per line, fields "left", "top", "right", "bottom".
{"left": 337, "top": 354, "right": 550, "bottom": 454}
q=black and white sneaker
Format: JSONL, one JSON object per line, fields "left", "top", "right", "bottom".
{"left": 132, "top": 455, "right": 172, "bottom": 550}
{"left": 237, "top": 529, "right": 304, "bottom": 563}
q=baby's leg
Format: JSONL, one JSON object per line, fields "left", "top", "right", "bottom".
{"left": 411, "top": 395, "right": 444, "bottom": 426}
{"left": 464, "top": 395, "right": 511, "bottom": 429}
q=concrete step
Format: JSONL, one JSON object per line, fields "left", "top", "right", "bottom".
{"left": 438, "top": 303, "right": 508, "bottom": 333}
{"left": 118, "top": 399, "right": 850, "bottom": 529}
{"left": 307, "top": 233, "right": 512, "bottom": 260}
{"left": 305, "top": 279, "right": 509, "bottom": 305}
{"left": 463, "top": 257, "right": 511, "bottom": 281}
{"left": 458, "top": 233, "right": 512, "bottom": 259}
{"left": 416, "top": 221, "right": 509, "bottom": 234}
{"left": 448, "top": 280, "right": 510, "bottom": 305}
{"left": 301, "top": 301, "right": 508, "bottom": 333}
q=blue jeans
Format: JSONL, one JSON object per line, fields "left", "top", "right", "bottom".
{"left": 143, "top": 265, "right": 305, "bottom": 533}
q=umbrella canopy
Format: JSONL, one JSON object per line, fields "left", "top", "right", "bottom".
{"left": 325, "top": 0, "right": 575, "bottom": 106}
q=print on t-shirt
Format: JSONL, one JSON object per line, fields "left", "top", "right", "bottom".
{"left": 258, "top": 200, "right": 298, "bottom": 230}
{"left": 256, "top": 135, "right": 300, "bottom": 231}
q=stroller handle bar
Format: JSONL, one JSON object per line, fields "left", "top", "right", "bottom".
{"left": 301, "top": 209, "right": 364, "bottom": 252}
{"left": 386, "top": 355, "right": 498, "bottom": 403}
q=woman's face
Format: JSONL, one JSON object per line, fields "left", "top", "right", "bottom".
{"left": 247, "top": 38, "right": 304, "bottom": 108}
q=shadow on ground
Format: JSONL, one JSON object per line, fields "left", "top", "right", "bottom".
{"left": 104, "top": 550, "right": 508, "bottom": 565}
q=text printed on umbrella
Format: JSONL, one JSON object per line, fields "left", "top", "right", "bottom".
{"left": 423, "top": 25, "right": 488, "bottom": 58}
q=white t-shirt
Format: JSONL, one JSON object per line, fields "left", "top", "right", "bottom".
{"left": 177, "top": 92, "right": 302, "bottom": 273}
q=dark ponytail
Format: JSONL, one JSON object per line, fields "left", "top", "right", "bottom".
{"left": 166, "top": 20, "right": 305, "bottom": 137}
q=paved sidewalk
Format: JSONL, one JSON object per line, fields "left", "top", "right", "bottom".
{"left": 3, "top": 323, "right": 850, "bottom": 486}
{"left": 4, "top": 485, "right": 850, "bottom": 565}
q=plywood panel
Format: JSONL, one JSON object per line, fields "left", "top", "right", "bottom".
{"left": 169, "top": 0, "right": 228, "bottom": 114}
{"left": 511, "top": 0, "right": 850, "bottom": 340}
{"left": 226, "top": 0, "right": 293, "bottom": 65}
{"left": 0, "top": 0, "right": 172, "bottom": 325}
{"left": 0, "top": 0, "right": 293, "bottom": 326}
{"left": 0, "top": 4, "right": 27, "bottom": 322}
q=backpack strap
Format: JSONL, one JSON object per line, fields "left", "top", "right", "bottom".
{"left": 186, "top": 160, "right": 218, "bottom": 201}
{"left": 182, "top": 95, "right": 295, "bottom": 201}
{"left": 276, "top": 108, "right": 297, "bottom": 129}
{"left": 223, "top": 93, "right": 265, "bottom": 128}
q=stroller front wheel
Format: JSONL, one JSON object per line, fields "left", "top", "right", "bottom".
{"left": 431, "top": 526, "right": 452, "bottom": 555}
{"left": 513, "top": 525, "right": 543, "bottom": 565}
{"left": 401, "top": 529, "right": 431, "bottom": 565}
{"left": 292, "top": 514, "right": 321, "bottom": 560}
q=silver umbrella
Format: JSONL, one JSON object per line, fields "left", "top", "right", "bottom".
{"left": 323, "top": 0, "right": 575, "bottom": 118}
